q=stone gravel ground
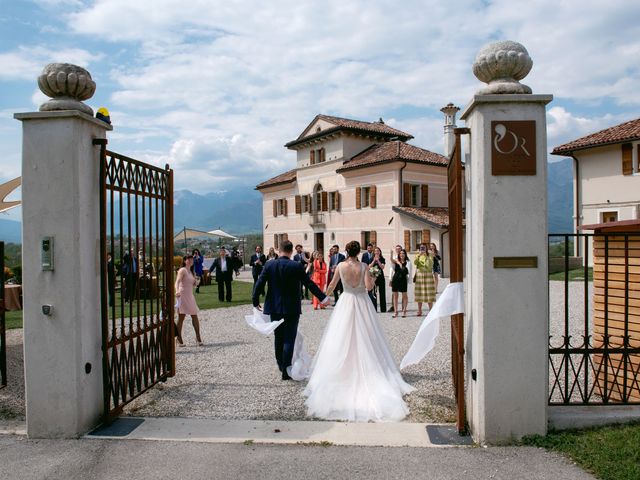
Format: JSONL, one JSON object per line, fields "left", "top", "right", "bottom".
{"left": 124, "top": 278, "right": 457, "bottom": 423}
{"left": 1, "top": 280, "right": 595, "bottom": 422}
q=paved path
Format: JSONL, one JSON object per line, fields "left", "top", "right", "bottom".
{"left": 0, "top": 431, "right": 594, "bottom": 480}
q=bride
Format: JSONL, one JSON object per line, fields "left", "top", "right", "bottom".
{"left": 303, "top": 240, "right": 414, "bottom": 422}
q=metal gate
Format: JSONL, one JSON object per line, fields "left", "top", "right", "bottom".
{"left": 447, "top": 128, "right": 468, "bottom": 434}
{"left": 96, "top": 140, "right": 175, "bottom": 419}
{"left": 0, "top": 241, "right": 6, "bottom": 388}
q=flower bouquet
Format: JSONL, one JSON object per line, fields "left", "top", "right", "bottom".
{"left": 369, "top": 264, "right": 382, "bottom": 279}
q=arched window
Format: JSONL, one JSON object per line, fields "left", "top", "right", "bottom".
{"left": 313, "top": 183, "right": 323, "bottom": 213}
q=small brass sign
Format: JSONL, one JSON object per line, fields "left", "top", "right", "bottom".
{"left": 493, "top": 256, "right": 538, "bottom": 269}
{"left": 491, "top": 121, "right": 536, "bottom": 175}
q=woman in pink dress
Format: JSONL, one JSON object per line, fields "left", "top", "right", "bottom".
{"left": 175, "top": 254, "right": 203, "bottom": 346}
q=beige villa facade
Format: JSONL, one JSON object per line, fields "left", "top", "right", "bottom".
{"left": 552, "top": 117, "right": 640, "bottom": 255}
{"left": 256, "top": 114, "right": 454, "bottom": 276}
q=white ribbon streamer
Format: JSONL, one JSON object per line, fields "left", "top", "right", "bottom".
{"left": 244, "top": 307, "right": 284, "bottom": 335}
{"left": 400, "top": 282, "right": 465, "bottom": 370}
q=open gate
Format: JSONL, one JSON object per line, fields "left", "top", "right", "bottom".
{"left": 96, "top": 140, "right": 175, "bottom": 419}
{"left": 447, "top": 128, "right": 468, "bottom": 434}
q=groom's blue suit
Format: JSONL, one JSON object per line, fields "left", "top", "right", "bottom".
{"left": 253, "top": 256, "right": 327, "bottom": 378}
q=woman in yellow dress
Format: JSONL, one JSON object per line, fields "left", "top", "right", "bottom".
{"left": 413, "top": 244, "right": 435, "bottom": 316}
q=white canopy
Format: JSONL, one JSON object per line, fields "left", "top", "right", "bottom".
{"left": 173, "top": 227, "right": 222, "bottom": 242}
{"left": 207, "top": 229, "right": 238, "bottom": 240}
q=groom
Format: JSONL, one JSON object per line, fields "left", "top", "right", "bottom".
{"left": 253, "top": 240, "right": 329, "bottom": 380}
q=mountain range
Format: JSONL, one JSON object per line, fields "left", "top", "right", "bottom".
{"left": 0, "top": 159, "right": 574, "bottom": 244}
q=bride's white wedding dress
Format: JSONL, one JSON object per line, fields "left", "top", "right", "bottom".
{"left": 303, "top": 261, "right": 414, "bottom": 422}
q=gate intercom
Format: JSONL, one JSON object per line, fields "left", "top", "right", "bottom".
{"left": 41, "top": 236, "right": 54, "bottom": 271}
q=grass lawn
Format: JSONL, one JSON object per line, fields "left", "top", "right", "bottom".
{"left": 2, "top": 279, "right": 255, "bottom": 330}
{"left": 522, "top": 422, "right": 640, "bottom": 480}
{"left": 549, "top": 267, "right": 593, "bottom": 282}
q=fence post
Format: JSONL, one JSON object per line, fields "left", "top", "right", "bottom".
{"left": 14, "top": 64, "right": 112, "bottom": 438}
{"left": 461, "top": 41, "right": 552, "bottom": 444}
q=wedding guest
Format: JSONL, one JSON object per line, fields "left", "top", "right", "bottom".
{"left": 266, "top": 247, "right": 278, "bottom": 261}
{"left": 175, "top": 254, "right": 203, "bottom": 346}
{"left": 328, "top": 244, "right": 345, "bottom": 303}
{"left": 231, "top": 246, "right": 242, "bottom": 277}
{"left": 192, "top": 248, "right": 204, "bottom": 293}
{"left": 372, "top": 246, "right": 387, "bottom": 312}
{"left": 209, "top": 247, "right": 234, "bottom": 302}
{"left": 361, "top": 243, "right": 377, "bottom": 308}
{"left": 430, "top": 243, "right": 442, "bottom": 292}
{"left": 390, "top": 248, "right": 410, "bottom": 318}
{"left": 388, "top": 244, "right": 402, "bottom": 312}
{"left": 413, "top": 243, "right": 436, "bottom": 316}
{"left": 250, "top": 245, "right": 267, "bottom": 285}
{"left": 293, "top": 244, "right": 310, "bottom": 300}
{"left": 307, "top": 251, "right": 328, "bottom": 310}
{"left": 122, "top": 247, "right": 138, "bottom": 302}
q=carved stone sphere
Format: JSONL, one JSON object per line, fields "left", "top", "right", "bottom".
{"left": 472, "top": 41, "right": 533, "bottom": 95}
{"left": 38, "top": 63, "right": 96, "bottom": 115}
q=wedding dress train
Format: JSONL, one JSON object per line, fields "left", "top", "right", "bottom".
{"left": 303, "top": 262, "right": 414, "bottom": 422}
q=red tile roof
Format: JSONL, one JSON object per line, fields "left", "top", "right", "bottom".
{"left": 286, "top": 114, "right": 413, "bottom": 148}
{"left": 337, "top": 141, "right": 448, "bottom": 173}
{"left": 255, "top": 168, "right": 297, "bottom": 190}
{"left": 552, "top": 117, "right": 640, "bottom": 155}
{"left": 393, "top": 206, "right": 462, "bottom": 229}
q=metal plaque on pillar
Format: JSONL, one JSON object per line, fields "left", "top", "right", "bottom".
{"left": 491, "top": 121, "right": 536, "bottom": 175}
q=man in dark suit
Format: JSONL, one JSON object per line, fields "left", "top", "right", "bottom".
{"left": 293, "top": 244, "right": 310, "bottom": 300}
{"left": 327, "top": 244, "right": 345, "bottom": 303}
{"left": 209, "top": 247, "right": 233, "bottom": 302}
{"left": 249, "top": 245, "right": 267, "bottom": 285}
{"left": 122, "top": 248, "right": 138, "bottom": 302}
{"left": 361, "top": 243, "right": 377, "bottom": 309}
{"left": 253, "top": 240, "right": 328, "bottom": 380}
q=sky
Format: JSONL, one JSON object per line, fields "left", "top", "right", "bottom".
{"left": 1, "top": 0, "right": 639, "bottom": 221}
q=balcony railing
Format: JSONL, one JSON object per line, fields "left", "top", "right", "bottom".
{"left": 309, "top": 212, "right": 324, "bottom": 227}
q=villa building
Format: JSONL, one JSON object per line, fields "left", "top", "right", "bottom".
{"left": 256, "top": 112, "right": 457, "bottom": 276}
{"left": 552, "top": 117, "right": 640, "bottom": 255}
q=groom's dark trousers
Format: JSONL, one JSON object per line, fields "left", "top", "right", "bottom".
{"left": 252, "top": 256, "right": 326, "bottom": 376}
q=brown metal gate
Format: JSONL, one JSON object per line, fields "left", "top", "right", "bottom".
{"left": 0, "top": 241, "right": 6, "bottom": 388}
{"left": 96, "top": 140, "right": 175, "bottom": 419}
{"left": 447, "top": 128, "right": 468, "bottom": 434}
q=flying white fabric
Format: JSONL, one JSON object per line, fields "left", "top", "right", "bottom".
{"left": 400, "top": 282, "right": 465, "bottom": 370}
{"left": 244, "top": 307, "right": 284, "bottom": 335}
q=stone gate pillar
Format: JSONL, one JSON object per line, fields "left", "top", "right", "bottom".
{"left": 14, "top": 64, "right": 111, "bottom": 438}
{"left": 460, "top": 42, "right": 552, "bottom": 444}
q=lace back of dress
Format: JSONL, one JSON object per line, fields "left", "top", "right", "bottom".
{"left": 340, "top": 261, "right": 366, "bottom": 293}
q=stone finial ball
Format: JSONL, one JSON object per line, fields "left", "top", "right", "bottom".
{"left": 472, "top": 41, "right": 533, "bottom": 94}
{"left": 37, "top": 63, "right": 96, "bottom": 115}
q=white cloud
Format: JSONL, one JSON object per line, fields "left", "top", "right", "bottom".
{"left": 546, "top": 106, "right": 628, "bottom": 152}
{"left": 0, "top": 46, "right": 103, "bottom": 81}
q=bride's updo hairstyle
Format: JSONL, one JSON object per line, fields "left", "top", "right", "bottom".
{"left": 345, "top": 240, "right": 361, "bottom": 258}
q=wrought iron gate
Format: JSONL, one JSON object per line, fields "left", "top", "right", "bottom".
{"left": 549, "top": 232, "right": 640, "bottom": 405}
{"left": 96, "top": 140, "right": 175, "bottom": 419}
{"left": 447, "top": 128, "right": 468, "bottom": 434}
{"left": 0, "top": 241, "right": 6, "bottom": 388}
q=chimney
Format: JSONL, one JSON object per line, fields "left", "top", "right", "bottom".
{"left": 440, "top": 103, "right": 460, "bottom": 157}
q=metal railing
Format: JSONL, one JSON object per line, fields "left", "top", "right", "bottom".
{"left": 96, "top": 141, "right": 175, "bottom": 419}
{"left": 549, "top": 232, "right": 640, "bottom": 405}
{"left": 309, "top": 212, "right": 325, "bottom": 227}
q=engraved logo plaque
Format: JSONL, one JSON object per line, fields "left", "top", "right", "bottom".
{"left": 491, "top": 121, "right": 536, "bottom": 175}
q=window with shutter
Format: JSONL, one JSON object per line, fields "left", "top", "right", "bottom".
{"left": 310, "top": 150, "right": 315, "bottom": 165}
{"left": 370, "top": 230, "right": 377, "bottom": 246}
{"left": 370, "top": 185, "right": 377, "bottom": 209}
{"left": 403, "top": 230, "right": 411, "bottom": 251}
{"left": 422, "top": 229, "right": 431, "bottom": 245}
{"left": 361, "top": 231, "right": 366, "bottom": 246}
{"left": 284, "top": 198, "right": 288, "bottom": 216}
{"left": 321, "top": 191, "right": 328, "bottom": 211}
{"left": 403, "top": 183, "right": 411, "bottom": 207}
{"left": 274, "top": 234, "right": 278, "bottom": 248}
{"left": 283, "top": 233, "right": 288, "bottom": 241}
{"left": 295, "top": 195, "right": 301, "bottom": 214}
{"left": 320, "top": 148, "right": 326, "bottom": 162}
{"left": 421, "top": 184, "right": 429, "bottom": 208}
{"left": 335, "top": 192, "right": 341, "bottom": 211}
{"left": 622, "top": 143, "right": 633, "bottom": 175}
{"left": 273, "top": 199, "right": 277, "bottom": 217}
{"left": 356, "top": 187, "right": 362, "bottom": 209}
